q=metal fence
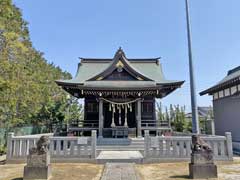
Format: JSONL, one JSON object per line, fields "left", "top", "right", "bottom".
{"left": 144, "top": 130, "right": 233, "bottom": 162}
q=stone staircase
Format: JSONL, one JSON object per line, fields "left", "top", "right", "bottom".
{"left": 96, "top": 138, "right": 144, "bottom": 164}
{"left": 96, "top": 151, "right": 143, "bottom": 164}
{"left": 97, "top": 138, "right": 144, "bottom": 151}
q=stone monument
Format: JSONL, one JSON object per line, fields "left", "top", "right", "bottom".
{"left": 189, "top": 135, "right": 218, "bottom": 179}
{"left": 23, "top": 136, "right": 51, "bottom": 180}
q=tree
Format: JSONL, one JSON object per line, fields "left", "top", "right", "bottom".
{"left": 156, "top": 103, "right": 190, "bottom": 133}
{"left": 0, "top": 0, "right": 82, "bottom": 133}
{"left": 156, "top": 102, "right": 164, "bottom": 122}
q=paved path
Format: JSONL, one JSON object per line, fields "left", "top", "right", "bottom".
{"left": 101, "top": 163, "right": 140, "bottom": 180}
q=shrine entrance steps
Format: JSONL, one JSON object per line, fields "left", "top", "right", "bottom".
{"left": 97, "top": 138, "right": 144, "bottom": 151}
{"left": 96, "top": 138, "right": 144, "bottom": 164}
{"left": 96, "top": 151, "right": 143, "bottom": 164}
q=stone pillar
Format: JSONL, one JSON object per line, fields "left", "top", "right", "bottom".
{"left": 24, "top": 136, "right": 51, "bottom": 180}
{"left": 137, "top": 99, "right": 142, "bottom": 137}
{"left": 189, "top": 135, "right": 218, "bottom": 179}
{"left": 211, "top": 119, "right": 215, "bottom": 135}
{"left": 99, "top": 99, "right": 103, "bottom": 138}
{"left": 144, "top": 130, "right": 150, "bottom": 158}
{"left": 91, "top": 130, "right": 97, "bottom": 159}
{"left": 225, "top": 132, "right": 233, "bottom": 160}
{"left": 6, "top": 132, "right": 14, "bottom": 162}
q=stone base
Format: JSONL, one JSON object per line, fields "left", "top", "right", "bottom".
{"left": 189, "top": 163, "right": 217, "bottom": 179}
{"left": 23, "top": 165, "right": 51, "bottom": 180}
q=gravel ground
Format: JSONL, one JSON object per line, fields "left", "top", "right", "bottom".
{"left": 0, "top": 163, "right": 103, "bottom": 180}
{"left": 136, "top": 157, "right": 240, "bottom": 180}
{"left": 0, "top": 157, "right": 240, "bottom": 180}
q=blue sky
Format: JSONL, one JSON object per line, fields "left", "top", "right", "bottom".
{"left": 13, "top": 0, "right": 240, "bottom": 112}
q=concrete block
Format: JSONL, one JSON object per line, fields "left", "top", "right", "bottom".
{"left": 189, "top": 163, "right": 218, "bottom": 179}
{"left": 23, "top": 165, "right": 51, "bottom": 180}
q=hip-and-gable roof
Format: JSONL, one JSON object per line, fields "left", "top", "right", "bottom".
{"left": 56, "top": 48, "right": 184, "bottom": 98}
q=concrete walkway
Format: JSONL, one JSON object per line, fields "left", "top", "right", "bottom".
{"left": 101, "top": 163, "right": 140, "bottom": 180}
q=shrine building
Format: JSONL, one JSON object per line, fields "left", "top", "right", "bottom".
{"left": 56, "top": 48, "right": 184, "bottom": 138}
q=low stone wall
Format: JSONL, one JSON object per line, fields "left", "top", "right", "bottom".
{"left": 144, "top": 130, "right": 233, "bottom": 163}
{"left": 6, "top": 131, "right": 97, "bottom": 163}
{"left": 6, "top": 130, "right": 233, "bottom": 164}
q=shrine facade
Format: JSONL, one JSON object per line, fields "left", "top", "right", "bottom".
{"left": 56, "top": 48, "right": 184, "bottom": 137}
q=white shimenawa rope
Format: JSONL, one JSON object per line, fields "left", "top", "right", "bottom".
{"left": 101, "top": 98, "right": 141, "bottom": 127}
{"left": 100, "top": 98, "right": 141, "bottom": 105}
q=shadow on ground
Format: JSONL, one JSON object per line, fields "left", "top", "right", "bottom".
{"left": 169, "top": 175, "right": 190, "bottom": 179}
{"left": 11, "top": 178, "right": 23, "bottom": 180}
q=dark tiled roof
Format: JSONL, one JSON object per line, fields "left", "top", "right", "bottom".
{"left": 56, "top": 48, "right": 184, "bottom": 92}
{"left": 200, "top": 66, "right": 240, "bottom": 95}
{"left": 80, "top": 58, "right": 160, "bottom": 63}
{"left": 185, "top": 107, "right": 213, "bottom": 118}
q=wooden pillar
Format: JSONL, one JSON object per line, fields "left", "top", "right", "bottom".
{"left": 124, "top": 106, "right": 128, "bottom": 127}
{"left": 99, "top": 99, "right": 103, "bottom": 138}
{"left": 137, "top": 99, "right": 142, "bottom": 137}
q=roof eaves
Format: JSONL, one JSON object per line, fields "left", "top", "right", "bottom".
{"left": 200, "top": 76, "right": 240, "bottom": 96}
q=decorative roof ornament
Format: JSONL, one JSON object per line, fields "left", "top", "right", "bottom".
{"left": 87, "top": 48, "right": 154, "bottom": 81}
{"left": 116, "top": 61, "right": 124, "bottom": 68}
{"left": 114, "top": 47, "right": 126, "bottom": 58}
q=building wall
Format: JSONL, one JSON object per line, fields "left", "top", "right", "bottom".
{"left": 213, "top": 95, "right": 240, "bottom": 142}
{"left": 141, "top": 97, "right": 156, "bottom": 120}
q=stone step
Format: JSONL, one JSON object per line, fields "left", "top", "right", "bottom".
{"left": 96, "top": 151, "right": 143, "bottom": 164}
{"left": 99, "top": 146, "right": 142, "bottom": 148}
{"left": 97, "top": 144, "right": 144, "bottom": 147}
{"left": 97, "top": 138, "right": 131, "bottom": 145}
{"left": 96, "top": 138, "right": 144, "bottom": 152}
{"left": 97, "top": 144, "right": 144, "bottom": 149}
{"left": 98, "top": 143, "right": 144, "bottom": 146}
{"left": 97, "top": 138, "right": 144, "bottom": 145}
{"left": 97, "top": 147, "right": 144, "bottom": 151}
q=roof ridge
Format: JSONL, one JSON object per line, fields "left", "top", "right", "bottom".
{"left": 228, "top": 66, "right": 240, "bottom": 75}
{"left": 80, "top": 58, "right": 160, "bottom": 64}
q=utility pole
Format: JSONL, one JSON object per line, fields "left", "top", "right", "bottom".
{"left": 185, "top": 0, "right": 200, "bottom": 134}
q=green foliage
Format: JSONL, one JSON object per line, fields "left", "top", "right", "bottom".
{"left": 156, "top": 103, "right": 214, "bottom": 134}
{"left": 0, "top": 144, "right": 6, "bottom": 155}
{"left": 156, "top": 102, "right": 164, "bottom": 121}
{"left": 172, "top": 105, "right": 186, "bottom": 132}
{"left": 0, "top": 0, "right": 83, "bottom": 136}
{"left": 156, "top": 103, "right": 190, "bottom": 133}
